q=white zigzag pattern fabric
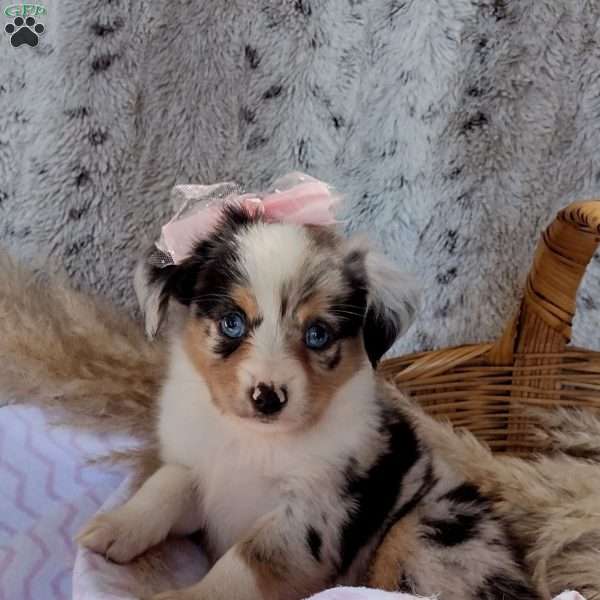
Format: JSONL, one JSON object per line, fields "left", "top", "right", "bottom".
{"left": 0, "top": 405, "right": 126, "bottom": 600}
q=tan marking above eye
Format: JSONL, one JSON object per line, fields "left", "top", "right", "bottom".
{"left": 295, "top": 291, "right": 331, "bottom": 326}
{"left": 231, "top": 286, "right": 260, "bottom": 322}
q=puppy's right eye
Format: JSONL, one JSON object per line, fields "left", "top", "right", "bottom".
{"left": 219, "top": 312, "right": 246, "bottom": 339}
{"left": 304, "top": 323, "right": 332, "bottom": 350}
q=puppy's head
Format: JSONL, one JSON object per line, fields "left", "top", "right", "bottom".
{"left": 137, "top": 207, "right": 419, "bottom": 431}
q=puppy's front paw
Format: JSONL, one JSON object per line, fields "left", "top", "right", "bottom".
{"left": 76, "top": 509, "right": 158, "bottom": 563}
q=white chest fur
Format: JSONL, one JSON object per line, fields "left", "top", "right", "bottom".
{"left": 157, "top": 340, "right": 377, "bottom": 559}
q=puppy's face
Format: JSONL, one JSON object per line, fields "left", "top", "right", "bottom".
{"left": 139, "top": 208, "right": 418, "bottom": 432}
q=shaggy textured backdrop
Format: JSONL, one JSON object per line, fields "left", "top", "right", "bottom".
{"left": 1, "top": 0, "right": 600, "bottom": 354}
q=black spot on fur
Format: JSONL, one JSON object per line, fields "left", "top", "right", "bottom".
{"left": 244, "top": 45, "right": 260, "bottom": 69}
{"left": 581, "top": 295, "right": 597, "bottom": 310}
{"left": 339, "top": 411, "right": 421, "bottom": 572}
{"left": 246, "top": 133, "right": 268, "bottom": 150}
{"left": 75, "top": 169, "right": 90, "bottom": 188}
{"left": 436, "top": 267, "right": 457, "bottom": 285}
{"left": 68, "top": 207, "right": 87, "bottom": 220}
{"left": 14, "top": 110, "right": 27, "bottom": 124}
{"left": 462, "top": 112, "right": 488, "bottom": 132}
{"left": 434, "top": 299, "right": 451, "bottom": 319}
{"left": 389, "top": 0, "right": 407, "bottom": 20}
{"left": 280, "top": 291, "right": 289, "bottom": 319}
{"left": 263, "top": 84, "right": 282, "bottom": 99}
{"left": 442, "top": 482, "right": 487, "bottom": 506}
{"left": 65, "top": 236, "right": 91, "bottom": 256}
{"left": 295, "top": 0, "right": 312, "bottom": 16}
{"left": 380, "top": 140, "right": 398, "bottom": 158}
{"left": 64, "top": 107, "right": 89, "bottom": 119}
{"left": 332, "top": 115, "right": 344, "bottom": 129}
{"left": 423, "top": 510, "right": 483, "bottom": 547}
{"left": 492, "top": 0, "right": 507, "bottom": 20}
{"left": 467, "top": 86, "right": 482, "bottom": 97}
{"left": 443, "top": 230, "right": 458, "bottom": 253}
{"left": 240, "top": 106, "right": 256, "bottom": 124}
{"left": 91, "top": 54, "right": 115, "bottom": 72}
{"left": 306, "top": 526, "right": 322, "bottom": 561}
{"left": 91, "top": 19, "right": 122, "bottom": 36}
{"left": 310, "top": 84, "right": 323, "bottom": 100}
{"left": 448, "top": 166, "right": 463, "bottom": 180}
{"left": 298, "top": 139, "right": 308, "bottom": 167}
{"left": 88, "top": 129, "right": 107, "bottom": 146}
{"left": 0, "top": 189, "right": 7, "bottom": 204}
{"left": 425, "top": 483, "right": 491, "bottom": 546}
{"left": 478, "top": 573, "right": 539, "bottom": 600}
{"left": 475, "top": 37, "right": 490, "bottom": 64}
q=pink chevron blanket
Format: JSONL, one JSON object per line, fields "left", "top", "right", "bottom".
{"left": 0, "top": 405, "right": 126, "bottom": 600}
{"left": 0, "top": 405, "right": 588, "bottom": 600}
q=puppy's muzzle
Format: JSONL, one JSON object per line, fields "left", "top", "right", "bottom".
{"left": 250, "top": 383, "right": 288, "bottom": 416}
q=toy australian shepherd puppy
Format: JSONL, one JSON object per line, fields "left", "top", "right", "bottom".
{"left": 0, "top": 176, "right": 540, "bottom": 600}
{"left": 69, "top": 181, "right": 539, "bottom": 600}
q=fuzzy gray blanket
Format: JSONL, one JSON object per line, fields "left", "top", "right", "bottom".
{"left": 1, "top": 0, "right": 599, "bottom": 354}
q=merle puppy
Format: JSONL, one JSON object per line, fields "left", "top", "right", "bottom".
{"left": 73, "top": 208, "right": 540, "bottom": 600}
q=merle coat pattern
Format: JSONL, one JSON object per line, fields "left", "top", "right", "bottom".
{"left": 75, "top": 212, "right": 539, "bottom": 600}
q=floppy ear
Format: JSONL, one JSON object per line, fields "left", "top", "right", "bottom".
{"left": 362, "top": 250, "right": 420, "bottom": 367}
{"left": 134, "top": 250, "right": 200, "bottom": 339}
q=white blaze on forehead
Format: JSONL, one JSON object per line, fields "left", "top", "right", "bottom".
{"left": 236, "top": 223, "right": 312, "bottom": 320}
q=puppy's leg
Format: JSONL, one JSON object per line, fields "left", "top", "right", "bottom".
{"left": 77, "top": 463, "right": 200, "bottom": 563}
{"left": 151, "top": 502, "right": 337, "bottom": 600}
{"left": 369, "top": 481, "right": 540, "bottom": 600}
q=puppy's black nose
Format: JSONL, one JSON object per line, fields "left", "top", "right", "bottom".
{"left": 251, "top": 383, "right": 287, "bottom": 416}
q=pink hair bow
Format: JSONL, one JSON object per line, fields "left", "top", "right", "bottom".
{"left": 154, "top": 173, "right": 341, "bottom": 266}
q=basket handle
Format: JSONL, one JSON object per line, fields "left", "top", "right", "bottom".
{"left": 489, "top": 201, "right": 600, "bottom": 365}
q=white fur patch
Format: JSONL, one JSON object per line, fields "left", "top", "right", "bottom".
{"left": 159, "top": 335, "right": 377, "bottom": 559}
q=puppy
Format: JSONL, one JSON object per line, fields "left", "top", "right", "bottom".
{"left": 76, "top": 207, "right": 539, "bottom": 600}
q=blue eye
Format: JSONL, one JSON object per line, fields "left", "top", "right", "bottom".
{"left": 220, "top": 312, "right": 246, "bottom": 339}
{"left": 304, "top": 323, "right": 332, "bottom": 350}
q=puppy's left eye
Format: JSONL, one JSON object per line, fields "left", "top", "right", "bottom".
{"left": 220, "top": 312, "right": 246, "bottom": 339}
{"left": 304, "top": 323, "right": 332, "bottom": 350}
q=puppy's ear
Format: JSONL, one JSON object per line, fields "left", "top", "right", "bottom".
{"left": 134, "top": 251, "right": 200, "bottom": 339}
{"left": 362, "top": 250, "right": 420, "bottom": 367}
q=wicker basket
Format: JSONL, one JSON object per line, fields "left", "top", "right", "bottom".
{"left": 379, "top": 201, "right": 600, "bottom": 456}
